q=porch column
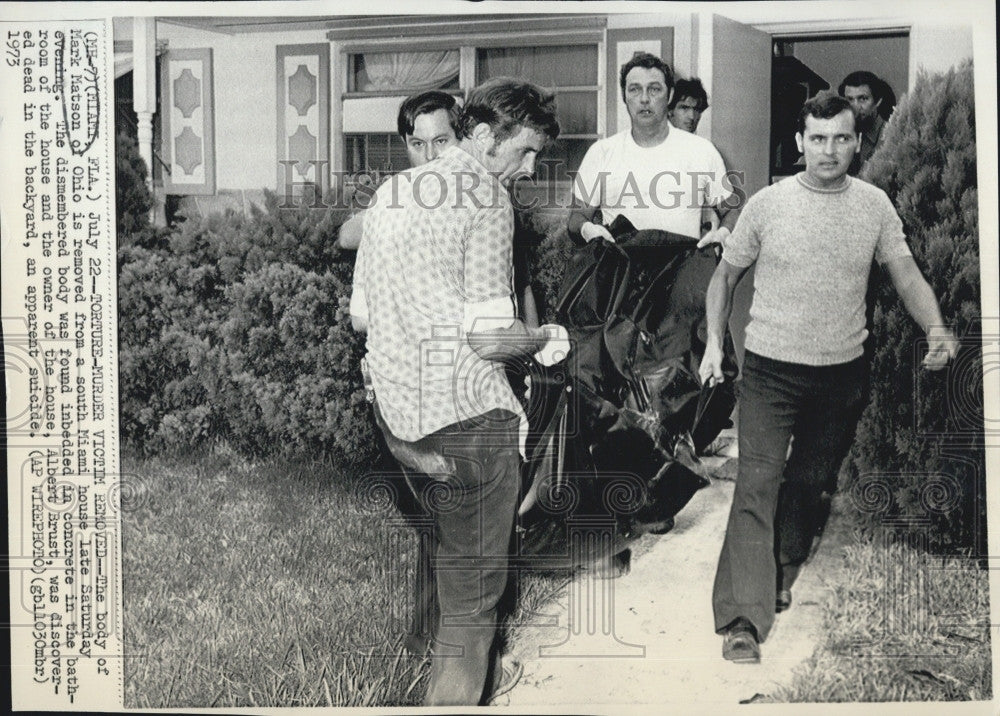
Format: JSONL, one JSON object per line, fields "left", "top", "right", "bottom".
{"left": 132, "top": 18, "right": 157, "bottom": 194}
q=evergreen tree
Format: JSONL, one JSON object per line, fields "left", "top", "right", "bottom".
{"left": 850, "top": 60, "right": 984, "bottom": 552}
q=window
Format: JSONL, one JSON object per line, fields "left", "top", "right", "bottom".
{"left": 348, "top": 50, "right": 460, "bottom": 94}
{"left": 343, "top": 50, "right": 462, "bottom": 173}
{"left": 339, "top": 40, "right": 601, "bottom": 184}
{"left": 344, "top": 133, "right": 410, "bottom": 174}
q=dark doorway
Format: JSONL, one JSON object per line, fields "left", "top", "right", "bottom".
{"left": 769, "top": 31, "right": 909, "bottom": 182}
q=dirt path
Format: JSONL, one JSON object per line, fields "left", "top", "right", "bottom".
{"left": 499, "top": 451, "right": 852, "bottom": 708}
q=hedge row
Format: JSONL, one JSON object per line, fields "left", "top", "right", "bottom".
{"left": 117, "top": 179, "right": 375, "bottom": 463}
{"left": 846, "top": 60, "right": 985, "bottom": 552}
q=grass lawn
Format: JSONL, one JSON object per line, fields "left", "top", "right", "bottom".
{"left": 123, "top": 448, "right": 992, "bottom": 706}
{"left": 767, "top": 531, "right": 992, "bottom": 702}
{"left": 122, "top": 447, "right": 569, "bottom": 707}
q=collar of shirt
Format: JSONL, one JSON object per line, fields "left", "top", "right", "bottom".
{"left": 433, "top": 144, "right": 504, "bottom": 187}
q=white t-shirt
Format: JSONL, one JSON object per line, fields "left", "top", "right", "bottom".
{"left": 572, "top": 128, "right": 733, "bottom": 238}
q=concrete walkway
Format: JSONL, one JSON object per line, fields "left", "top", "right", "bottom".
{"left": 498, "top": 445, "right": 851, "bottom": 709}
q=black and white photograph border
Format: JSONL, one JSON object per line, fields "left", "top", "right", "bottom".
{"left": 3, "top": 0, "right": 999, "bottom": 713}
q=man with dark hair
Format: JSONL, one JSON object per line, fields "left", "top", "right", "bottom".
{"left": 700, "top": 90, "right": 957, "bottom": 664}
{"left": 396, "top": 89, "right": 463, "bottom": 165}
{"left": 350, "top": 77, "right": 562, "bottom": 705}
{"left": 336, "top": 90, "right": 462, "bottom": 250}
{"left": 618, "top": 50, "right": 676, "bottom": 98}
{"left": 838, "top": 70, "right": 890, "bottom": 174}
{"left": 668, "top": 77, "right": 710, "bottom": 133}
{"left": 568, "top": 52, "right": 736, "bottom": 247}
{"left": 456, "top": 76, "right": 561, "bottom": 144}
{"left": 338, "top": 88, "right": 540, "bottom": 327}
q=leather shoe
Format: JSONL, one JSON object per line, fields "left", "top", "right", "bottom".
{"left": 776, "top": 589, "right": 792, "bottom": 613}
{"left": 722, "top": 617, "right": 760, "bottom": 664}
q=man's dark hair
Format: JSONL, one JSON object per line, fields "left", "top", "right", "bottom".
{"left": 397, "top": 90, "right": 461, "bottom": 139}
{"left": 838, "top": 70, "right": 882, "bottom": 100}
{"left": 797, "top": 90, "right": 859, "bottom": 134}
{"left": 668, "top": 77, "right": 709, "bottom": 111}
{"left": 619, "top": 52, "right": 675, "bottom": 101}
{"left": 458, "top": 77, "right": 560, "bottom": 143}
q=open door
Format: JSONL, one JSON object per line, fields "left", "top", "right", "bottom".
{"left": 707, "top": 14, "right": 772, "bottom": 367}
{"left": 709, "top": 14, "right": 771, "bottom": 200}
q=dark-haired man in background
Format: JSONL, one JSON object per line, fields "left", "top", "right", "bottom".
{"left": 336, "top": 90, "right": 462, "bottom": 250}
{"left": 839, "top": 70, "right": 890, "bottom": 175}
{"left": 700, "top": 91, "right": 957, "bottom": 664}
{"left": 350, "top": 78, "right": 561, "bottom": 705}
{"left": 668, "top": 77, "right": 710, "bottom": 134}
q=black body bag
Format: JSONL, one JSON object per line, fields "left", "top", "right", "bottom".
{"left": 516, "top": 219, "right": 739, "bottom": 567}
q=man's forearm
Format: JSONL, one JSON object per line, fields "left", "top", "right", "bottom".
{"left": 897, "top": 274, "right": 947, "bottom": 333}
{"left": 467, "top": 320, "right": 549, "bottom": 362}
{"left": 887, "top": 257, "right": 949, "bottom": 334}
{"left": 705, "top": 266, "right": 738, "bottom": 350}
{"left": 520, "top": 286, "right": 540, "bottom": 329}
{"left": 336, "top": 211, "right": 365, "bottom": 250}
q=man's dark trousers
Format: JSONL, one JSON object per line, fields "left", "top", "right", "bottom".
{"left": 375, "top": 407, "right": 521, "bottom": 705}
{"left": 713, "top": 351, "right": 870, "bottom": 641}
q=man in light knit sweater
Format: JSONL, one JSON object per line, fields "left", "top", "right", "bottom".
{"left": 699, "top": 91, "right": 958, "bottom": 664}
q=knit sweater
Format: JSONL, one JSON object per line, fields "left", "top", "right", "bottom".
{"left": 723, "top": 174, "right": 912, "bottom": 366}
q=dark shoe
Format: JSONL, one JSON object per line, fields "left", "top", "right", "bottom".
{"left": 581, "top": 548, "right": 631, "bottom": 579}
{"left": 722, "top": 618, "right": 760, "bottom": 664}
{"left": 776, "top": 589, "right": 792, "bottom": 613}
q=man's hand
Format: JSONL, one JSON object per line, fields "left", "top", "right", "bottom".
{"left": 697, "top": 225, "right": 730, "bottom": 250}
{"left": 699, "top": 341, "right": 726, "bottom": 386}
{"left": 580, "top": 221, "right": 615, "bottom": 243}
{"left": 533, "top": 324, "right": 570, "bottom": 366}
{"left": 923, "top": 325, "right": 959, "bottom": 370}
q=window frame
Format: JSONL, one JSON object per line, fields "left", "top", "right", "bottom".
{"left": 344, "top": 50, "right": 462, "bottom": 97}
{"left": 334, "top": 28, "right": 606, "bottom": 186}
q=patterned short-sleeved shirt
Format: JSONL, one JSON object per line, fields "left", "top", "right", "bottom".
{"left": 350, "top": 145, "right": 526, "bottom": 451}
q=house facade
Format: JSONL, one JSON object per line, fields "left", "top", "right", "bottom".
{"left": 112, "top": 9, "right": 975, "bottom": 220}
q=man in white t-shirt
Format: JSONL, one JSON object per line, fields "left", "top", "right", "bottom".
{"left": 568, "top": 52, "right": 739, "bottom": 246}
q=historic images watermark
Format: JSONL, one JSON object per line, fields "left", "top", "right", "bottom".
{"left": 276, "top": 159, "right": 748, "bottom": 216}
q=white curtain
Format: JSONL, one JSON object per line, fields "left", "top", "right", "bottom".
{"left": 360, "top": 50, "right": 459, "bottom": 91}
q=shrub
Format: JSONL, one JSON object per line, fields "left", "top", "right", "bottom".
{"left": 220, "top": 262, "right": 372, "bottom": 462}
{"left": 117, "top": 243, "right": 225, "bottom": 450}
{"left": 116, "top": 130, "right": 154, "bottom": 238}
{"left": 118, "top": 191, "right": 373, "bottom": 464}
{"left": 526, "top": 209, "right": 576, "bottom": 322}
{"left": 847, "top": 60, "right": 984, "bottom": 552}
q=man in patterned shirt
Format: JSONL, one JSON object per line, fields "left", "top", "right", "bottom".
{"left": 350, "top": 78, "right": 560, "bottom": 706}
